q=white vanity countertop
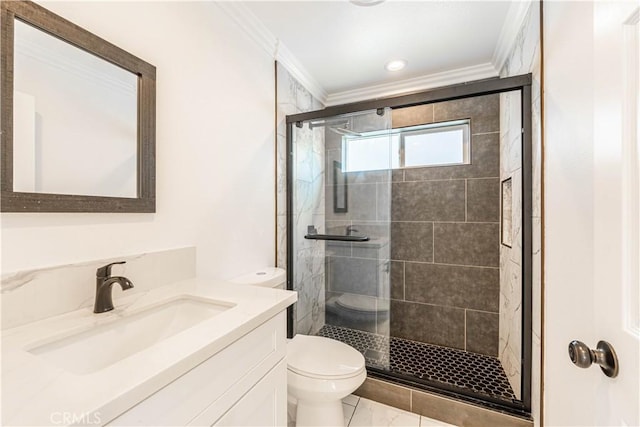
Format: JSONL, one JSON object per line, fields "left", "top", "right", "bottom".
{"left": 1, "top": 279, "right": 297, "bottom": 426}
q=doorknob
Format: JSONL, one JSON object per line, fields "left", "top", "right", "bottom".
{"left": 568, "top": 340, "right": 619, "bottom": 378}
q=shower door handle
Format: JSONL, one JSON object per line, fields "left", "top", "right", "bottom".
{"left": 568, "top": 340, "right": 619, "bottom": 378}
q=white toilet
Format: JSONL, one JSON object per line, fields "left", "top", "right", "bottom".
{"left": 230, "top": 268, "right": 367, "bottom": 427}
{"left": 287, "top": 334, "right": 366, "bottom": 426}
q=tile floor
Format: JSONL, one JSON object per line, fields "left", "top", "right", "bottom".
{"left": 318, "top": 325, "right": 516, "bottom": 403}
{"left": 344, "top": 395, "right": 456, "bottom": 427}
{"left": 288, "top": 394, "right": 457, "bottom": 426}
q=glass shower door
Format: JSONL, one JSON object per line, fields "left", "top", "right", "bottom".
{"left": 290, "top": 108, "right": 392, "bottom": 371}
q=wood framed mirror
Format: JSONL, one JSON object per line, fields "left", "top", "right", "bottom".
{"left": 1, "top": 1, "right": 156, "bottom": 212}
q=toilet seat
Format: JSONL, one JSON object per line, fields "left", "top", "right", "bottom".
{"left": 287, "top": 335, "right": 365, "bottom": 380}
{"left": 335, "top": 294, "right": 379, "bottom": 313}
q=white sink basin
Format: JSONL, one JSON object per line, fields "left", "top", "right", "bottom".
{"left": 28, "top": 296, "right": 235, "bottom": 375}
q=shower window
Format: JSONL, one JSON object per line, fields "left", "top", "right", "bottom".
{"left": 342, "top": 133, "right": 400, "bottom": 172}
{"left": 342, "top": 119, "right": 470, "bottom": 172}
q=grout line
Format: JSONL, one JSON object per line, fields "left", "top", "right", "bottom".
{"left": 403, "top": 260, "right": 500, "bottom": 270}
{"left": 401, "top": 176, "right": 501, "bottom": 184}
{"left": 346, "top": 400, "right": 357, "bottom": 426}
{"left": 390, "top": 297, "right": 499, "bottom": 314}
{"left": 471, "top": 131, "right": 500, "bottom": 136}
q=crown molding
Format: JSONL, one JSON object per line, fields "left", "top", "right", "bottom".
{"left": 215, "top": 2, "right": 327, "bottom": 103}
{"left": 324, "top": 63, "right": 498, "bottom": 106}
{"left": 215, "top": 2, "right": 276, "bottom": 59}
{"left": 275, "top": 43, "right": 327, "bottom": 103}
{"left": 492, "top": 0, "right": 534, "bottom": 73}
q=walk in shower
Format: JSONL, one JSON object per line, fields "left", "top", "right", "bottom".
{"left": 284, "top": 75, "right": 532, "bottom": 416}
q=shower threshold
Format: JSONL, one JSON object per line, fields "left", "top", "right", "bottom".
{"left": 317, "top": 324, "right": 517, "bottom": 405}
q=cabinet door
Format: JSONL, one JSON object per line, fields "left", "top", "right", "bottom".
{"left": 107, "top": 312, "right": 286, "bottom": 426}
{"left": 212, "top": 361, "right": 287, "bottom": 427}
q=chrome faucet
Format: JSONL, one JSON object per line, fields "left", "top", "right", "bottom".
{"left": 346, "top": 225, "right": 359, "bottom": 236}
{"left": 94, "top": 261, "right": 134, "bottom": 313}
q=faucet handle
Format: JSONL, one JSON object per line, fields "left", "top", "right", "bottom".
{"left": 97, "top": 261, "right": 126, "bottom": 278}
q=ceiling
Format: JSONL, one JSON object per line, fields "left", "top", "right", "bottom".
{"left": 243, "top": 1, "right": 515, "bottom": 102}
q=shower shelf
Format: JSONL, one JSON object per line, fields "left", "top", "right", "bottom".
{"left": 304, "top": 234, "right": 370, "bottom": 242}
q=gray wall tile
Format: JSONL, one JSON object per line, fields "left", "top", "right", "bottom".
{"left": 433, "top": 94, "right": 500, "bottom": 134}
{"left": 405, "top": 262, "right": 499, "bottom": 312}
{"left": 391, "top": 222, "right": 434, "bottom": 262}
{"left": 390, "top": 300, "right": 465, "bottom": 349}
{"left": 328, "top": 256, "right": 380, "bottom": 297}
{"left": 376, "top": 183, "right": 392, "bottom": 222}
{"left": 392, "top": 169, "right": 405, "bottom": 182}
{"left": 354, "top": 377, "right": 412, "bottom": 412}
{"left": 467, "top": 178, "right": 500, "bottom": 222}
{"left": 392, "top": 180, "right": 466, "bottom": 222}
{"left": 351, "top": 223, "right": 391, "bottom": 259}
{"left": 326, "top": 241, "right": 352, "bottom": 257}
{"left": 434, "top": 223, "right": 499, "bottom": 267}
{"left": 392, "top": 104, "right": 434, "bottom": 129}
{"left": 411, "top": 389, "right": 532, "bottom": 427}
{"left": 466, "top": 310, "right": 499, "bottom": 356}
{"left": 390, "top": 261, "right": 404, "bottom": 300}
{"left": 326, "top": 183, "right": 378, "bottom": 221}
{"left": 348, "top": 183, "right": 379, "bottom": 221}
{"left": 347, "top": 170, "right": 392, "bottom": 185}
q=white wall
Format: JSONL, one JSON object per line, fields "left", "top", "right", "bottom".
{"left": 1, "top": 1, "right": 276, "bottom": 280}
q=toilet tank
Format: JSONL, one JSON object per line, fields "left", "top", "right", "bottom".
{"left": 229, "top": 267, "right": 286, "bottom": 289}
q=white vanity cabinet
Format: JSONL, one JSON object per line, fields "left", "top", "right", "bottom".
{"left": 107, "top": 312, "right": 287, "bottom": 427}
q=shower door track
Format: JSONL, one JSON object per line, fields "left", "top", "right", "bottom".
{"left": 285, "top": 73, "right": 533, "bottom": 416}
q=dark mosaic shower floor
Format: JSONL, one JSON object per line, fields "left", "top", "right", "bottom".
{"left": 317, "top": 324, "right": 517, "bottom": 403}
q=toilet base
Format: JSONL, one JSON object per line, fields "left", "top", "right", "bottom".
{"left": 296, "top": 398, "right": 345, "bottom": 427}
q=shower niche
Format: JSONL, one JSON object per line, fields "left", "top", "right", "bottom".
{"left": 284, "top": 75, "right": 532, "bottom": 416}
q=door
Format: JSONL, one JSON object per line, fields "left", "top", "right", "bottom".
{"left": 288, "top": 108, "right": 393, "bottom": 372}
{"left": 544, "top": 1, "right": 639, "bottom": 425}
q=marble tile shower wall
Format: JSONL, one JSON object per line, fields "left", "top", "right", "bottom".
{"left": 275, "top": 62, "right": 325, "bottom": 335}
{"left": 499, "top": 89, "right": 524, "bottom": 398}
{"left": 500, "top": 2, "right": 542, "bottom": 415}
{"left": 388, "top": 95, "right": 501, "bottom": 356}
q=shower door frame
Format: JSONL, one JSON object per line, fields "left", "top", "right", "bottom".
{"left": 285, "top": 74, "right": 533, "bottom": 416}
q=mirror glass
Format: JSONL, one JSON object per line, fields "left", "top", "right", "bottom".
{"left": 13, "top": 19, "right": 138, "bottom": 198}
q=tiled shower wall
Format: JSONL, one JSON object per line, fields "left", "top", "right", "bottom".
{"left": 275, "top": 62, "right": 326, "bottom": 335}
{"left": 500, "top": 2, "right": 542, "bottom": 413}
{"left": 499, "top": 89, "right": 524, "bottom": 396}
{"left": 388, "top": 95, "right": 501, "bottom": 356}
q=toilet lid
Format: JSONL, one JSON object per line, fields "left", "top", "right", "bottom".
{"left": 287, "top": 335, "right": 365, "bottom": 379}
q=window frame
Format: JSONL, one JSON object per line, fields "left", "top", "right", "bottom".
{"left": 398, "top": 119, "right": 470, "bottom": 169}
{"left": 341, "top": 119, "right": 471, "bottom": 173}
